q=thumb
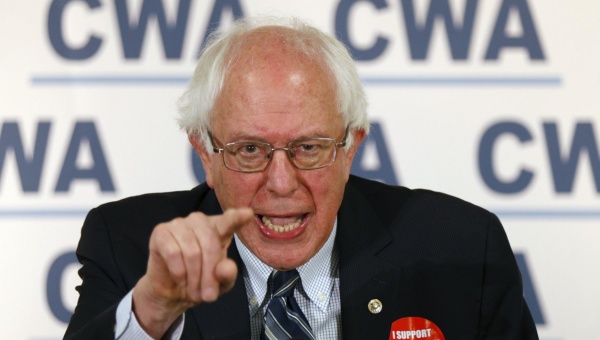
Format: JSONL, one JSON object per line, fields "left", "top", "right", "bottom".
{"left": 213, "top": 208, "right": 254, "bottom": 240}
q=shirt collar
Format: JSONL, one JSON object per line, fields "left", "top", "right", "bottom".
{"left": 235, "top": 219, "right": 338, "bottom": 314}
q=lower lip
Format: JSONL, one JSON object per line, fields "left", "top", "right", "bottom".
{"left": 256, "top": 215, "right": 308, "bottom": 240}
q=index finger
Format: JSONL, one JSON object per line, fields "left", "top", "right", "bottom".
{"left": 210, "top": 208, "right": 254, "bottom": 240}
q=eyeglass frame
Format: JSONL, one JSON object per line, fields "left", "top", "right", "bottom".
{"left": 207, "top": 127, "right": 349, "bottom": 173}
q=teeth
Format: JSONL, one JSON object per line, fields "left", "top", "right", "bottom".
{"left": 262, "top": 216, "right": 302, "bottom": 233}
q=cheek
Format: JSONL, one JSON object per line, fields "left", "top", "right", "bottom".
{"left": 214, "top": 172, "right": 262, "bottom": 209}
{"left": 309, "top": 168, "right": 347, "bottom": 209}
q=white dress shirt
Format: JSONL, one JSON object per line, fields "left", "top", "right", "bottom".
{"left": 236, "top": 222, "right": 341, "bottom": 339}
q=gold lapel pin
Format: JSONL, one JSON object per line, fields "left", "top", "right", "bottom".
{"left": 368, "top": 299, "right": 382, "bottom": 314}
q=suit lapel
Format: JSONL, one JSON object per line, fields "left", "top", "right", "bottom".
{"left": 184, "top": 189, "right": 252, "bottom": 339}
{"left": 337, "top": 181, "right": 404, "bottom": 340}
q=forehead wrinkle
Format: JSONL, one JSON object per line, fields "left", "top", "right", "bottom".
{"left": 226, "top": 27, "right": 333, "bottom": 87}
{"left": 225, "top": 128, "right": 341, "bottom": 146}
{"left": 209, "top": 25, "right": 343, "bottom": 130}
{"left": 217, "top": 63, "right": 333, "bottom": 119}
{"left": 211, "top": 28, "right": 340, "bottom": 137}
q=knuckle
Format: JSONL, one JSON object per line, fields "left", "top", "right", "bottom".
{"left": 188, "top": 211, "right": 209, "bottom": 225}
{"left": 162, "top": 244, "right": 181, "bottom": 263}
{"left": 185, "top": 246, "right": 201, "bottom": 260}
{"left": 150, "top": 223, "right": 169, "bottom": 241}
{"left": 170, "top": 265, "right": 186, "bottom": 281}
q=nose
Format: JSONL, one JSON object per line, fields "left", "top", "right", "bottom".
{"left": 264, "top": 149, "right": 300, "bottom": 197}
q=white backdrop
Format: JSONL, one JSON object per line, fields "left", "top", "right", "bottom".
{"left": 1, "top": 0, "right": 599, "bottom": 339}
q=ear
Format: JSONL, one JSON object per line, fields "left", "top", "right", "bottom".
{"left": 345, "top": 129, "right": 366, "bottom": 163}
{"left": 189, "top": 133, "right": 214, "bottom": 188}
{"left": 341, "top": 129, "right": 366, "bottom": 179}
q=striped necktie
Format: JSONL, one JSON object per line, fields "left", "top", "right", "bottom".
{"left": 261, "top": 269, "right": 315, "bottom": 340}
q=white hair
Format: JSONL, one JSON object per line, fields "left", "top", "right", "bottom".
{"left": 177, "top": 16, "right": 369, "bottom": 150}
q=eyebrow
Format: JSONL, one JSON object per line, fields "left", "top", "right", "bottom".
{"left": 225, "top": 133, "right": 269, "bottom": 143}
{"left": 224, "top": 131, "right": 334, "bottom": 144}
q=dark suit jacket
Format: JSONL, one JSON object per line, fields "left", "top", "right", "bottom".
{"left": 64, "top": 175, "right": 538, "bottom": 339}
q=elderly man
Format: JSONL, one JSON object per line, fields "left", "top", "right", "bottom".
{"left": 65, "top": 16, "right": 538, "bottom": 340}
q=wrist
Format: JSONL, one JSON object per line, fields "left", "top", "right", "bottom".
{"left": 132, "top": 278, "right": 188, "bottom": 338}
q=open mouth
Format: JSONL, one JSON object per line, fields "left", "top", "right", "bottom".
{"left": 256, "top": 214, "right": 308, "bottom": 238}
{"left": 261, "top": 216, "right": 302, "bottom": 232}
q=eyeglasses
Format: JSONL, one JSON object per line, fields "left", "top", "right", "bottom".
{"left": 208, "top": 128, "right": 348, "bottom": 173}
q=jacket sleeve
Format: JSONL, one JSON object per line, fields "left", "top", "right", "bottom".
{"left": 478, "top": 213, "right": 539, "bottom": 339}
{"left": 63, "top": 207, "right": 129, "bottom": 339}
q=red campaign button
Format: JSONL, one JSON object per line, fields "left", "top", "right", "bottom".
{"left": 389, "top": 316, "right": 445, "bottom": 340}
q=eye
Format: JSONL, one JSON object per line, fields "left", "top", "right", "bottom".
{"left": 228, "top": 142, "right": 265, "bottom": 157}
{"left": 294, "top": 140, "right": 328, "bottom": 155}
{"left": 298, "top": 143, "right": 318, "bottom": 152}
{"left": 241, "top": 144, "right": 259, "bottom": 154}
